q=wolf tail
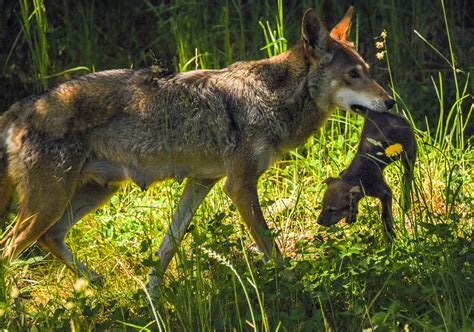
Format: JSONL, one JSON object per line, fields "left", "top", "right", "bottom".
{"left": 400, "top": 146, "right": 416, "bottom": 211}
{"left": 0, "top": 154, "right": 13, "bottom": 217}
{"left": 0, "top": 115, "right": 13, "bottom": 217}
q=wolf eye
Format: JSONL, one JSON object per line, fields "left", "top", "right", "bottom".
{"left": 349, "top": 69, "right": 360, "bottom": 78}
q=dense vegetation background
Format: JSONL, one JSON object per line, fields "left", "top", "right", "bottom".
{"left": 0, "top": 0, "right": 472, "bottom": 331}
{"left": 0, "top": 0, "right": 473, "bottom": 135}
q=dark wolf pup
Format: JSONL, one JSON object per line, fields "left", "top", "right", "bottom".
{"left": 317, "top": 110, "right": 416, "bottom": 237}
{"left": 0, "top": 7, "right": 394, "bottom": 289}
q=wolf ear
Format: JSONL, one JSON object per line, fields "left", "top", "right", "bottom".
{"left": 330, "top": 6, "right": 354, "bottom": 47}
{"left": 301, "top": 9, "right": 331, "bottom": 61}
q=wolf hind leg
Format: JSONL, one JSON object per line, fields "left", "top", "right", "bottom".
{"left": 2, "top": 173, "right": 77, "bottom": 261}
{"left": 37, "top": 181, "right": 120, "bottom": 283}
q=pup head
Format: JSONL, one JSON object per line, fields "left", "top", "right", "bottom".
{"left": 317, "top": 177, "right": 363, "bottom": 226}
{"left": 301, "top": 8, "right": 395, "bottom": 114}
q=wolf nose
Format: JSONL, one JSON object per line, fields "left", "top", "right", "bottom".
{"left": 384, "top": 99, "right": 395, "bottom": 110}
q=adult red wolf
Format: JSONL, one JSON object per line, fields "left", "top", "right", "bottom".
{"left": 0, "top": 7, "right": 394, "bottom": 289}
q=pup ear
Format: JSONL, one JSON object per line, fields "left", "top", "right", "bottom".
{"left": 324, "top": 176, "right": 339, "bottom": 185}
{"left": 330, "top": 6, "right": 355, "bottom": 47}
{"left": 301, "top": 9, "right": 331, "bottom": 60}
{"left": 349, "top": 185, "right": 361, "bottom": 193}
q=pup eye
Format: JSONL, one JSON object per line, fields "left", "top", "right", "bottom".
{"left": 349, "top": 69, "right": 360, "bottom": 78}
{"left": 326, "top": 206, "right": 350, "bottom": 212}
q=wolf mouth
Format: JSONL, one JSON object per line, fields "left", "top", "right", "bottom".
{"left": 350, "top": 104, "right": 370, "bottom": 113}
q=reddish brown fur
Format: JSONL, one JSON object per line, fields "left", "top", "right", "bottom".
{"left": 0, "top": 8, "right": 395, "bottom": 290}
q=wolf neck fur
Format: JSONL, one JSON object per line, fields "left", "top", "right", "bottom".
{"left": 240, "top": 45, "right": 333, "bottom": 151}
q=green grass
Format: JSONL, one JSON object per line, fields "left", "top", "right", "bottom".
{"left": 0, "top": 0, "right": 473, "bottom": 330}
{"left": 18, "top": 0, "right": 49, "bottom": 92}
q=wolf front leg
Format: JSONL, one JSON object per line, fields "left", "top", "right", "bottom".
{"left": 148, "top": 177, "right": 218, "bottom": 288}
{"left": 223, "top": 164, "right": 282, "bottom": 262}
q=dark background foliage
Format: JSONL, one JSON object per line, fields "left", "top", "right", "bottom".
{"left": 0, "top": 0, "right": 473, "bottom": 135}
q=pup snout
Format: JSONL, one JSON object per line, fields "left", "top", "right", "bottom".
{"left": 317, "top": 214, "right": 339, "bottom": 227}
{"left": 384, "top": 98, "right": 395, "bottom": 110}
{"left": 317, "top": 215, "right": 330, "bottom": 226}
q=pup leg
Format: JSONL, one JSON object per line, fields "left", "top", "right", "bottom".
{"left": 378, "top": 184, "right": 395, "bottom": 239}
{"left": 149, "top": 177, "right": 218, "bottom": 284}
{"left": 37, "top": 181, "right": 120, "bottom": 282}
{"left": 224, "top": 166, "right": 282, "bottom": 262}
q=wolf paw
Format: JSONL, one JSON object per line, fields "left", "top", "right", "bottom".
{"left": 146, "top": 274, "right": 162, "bottom": 298}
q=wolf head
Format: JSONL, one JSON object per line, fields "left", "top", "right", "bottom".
{"left": 317, "top": 177, "right": 363, "bottom": 226}
{"left": 301, "top": 7, "right": 395, "bottom": 114}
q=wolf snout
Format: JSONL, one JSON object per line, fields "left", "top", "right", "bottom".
{"left": 384, "top": 98, "right": 395, "bottom": 110}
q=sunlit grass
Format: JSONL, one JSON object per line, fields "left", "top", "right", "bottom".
{"left": 0, "top": 0, "right": 472, "bottom": 330}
